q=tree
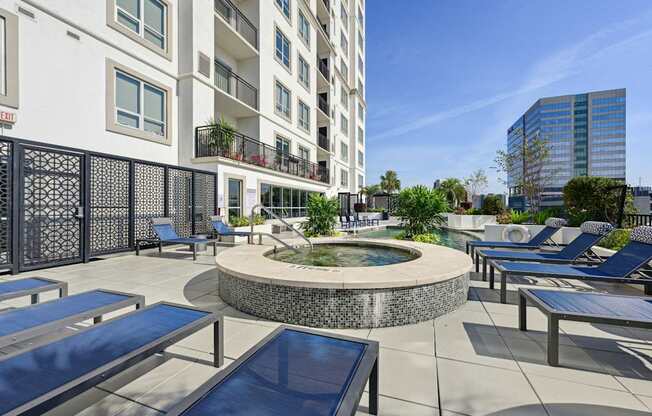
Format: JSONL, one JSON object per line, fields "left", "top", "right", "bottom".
{"left": 465, "top": 169, "right": 488, "bottom": 199}
{"left": 380, "top": 170, "right": 401, "bottom": 194}
{"left": 360, "top": 184, "right": 381, "bottom": 207}
{"left": 439, "top": 178, "right": 467, "bottom": 208}
{"left": 481, "top": 195, "right": 504, "bottom": 215}
{"left": 494, "top": 135, "right": 553, "bottom": 213}
{"left": 395, "top": 186, "right": 448, "bottom": 237}
{"left": 563, "top": 176, "right": 633, "bottom": 227}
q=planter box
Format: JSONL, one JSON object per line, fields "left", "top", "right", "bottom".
{"left": 446, "top": 214, "right": 496, "bottom": 231}
{"left": 484, "top": 224, "right": 580, "bottom": 244}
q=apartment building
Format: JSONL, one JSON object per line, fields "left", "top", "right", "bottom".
{"left": 0, "top": 0, "right": 366, "bottom": 223}
{"left": 507, "top": 88, "right": 625, "bottom": 209}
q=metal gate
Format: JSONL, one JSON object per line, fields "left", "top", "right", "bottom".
{"left": 19, "top": 146, "right": 85, "bottom": 270}
{"left": 0, "top": 135, "right": 217, "bottom": 274}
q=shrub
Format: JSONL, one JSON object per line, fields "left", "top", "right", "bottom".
{"left": 302, "top": 194, "right": 339, "bottom": 237}
{"left": 395, "top": 185, "right": 448, "bottom": 238}
{"left": 533, "top": 209, "right": 557, "bottom": 225}
{"left": 563, "top": 176, "right": 629, "bottom": 226}
{"left": 229, "top": 216, "right": 250, "bottom": 227}
{"left": 466, "top": 208, "right": 482, "bottom": 215}
{"left": 252, "top": 214, "right": 266, "bottom": 225}
{"left": 412, "top": 233, "right": 442, "bottom": 245}
{"left": 497, "top": 210, "right": 530, "bottom": 224}
{"left": 481, "top": 195, "right": 504, "bottom": 215}
{"left": 598, "top": 229, "right": 630, "bottom": 251}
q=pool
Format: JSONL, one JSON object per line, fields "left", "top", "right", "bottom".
{"left": 267, "top": 243, "right": 418, "bottom": 267}
{"left": 359, "top": 227, "right": 477, "bottom": 252}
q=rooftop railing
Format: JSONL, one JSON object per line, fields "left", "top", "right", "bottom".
{"left": 195, "top": 125, "right": 329, "bottom": 184}
{"left": 214, "top": 60, "right": 258, "bottom": 110}
{"left": 214, "top": 0, "right": 258, "bottom": 49}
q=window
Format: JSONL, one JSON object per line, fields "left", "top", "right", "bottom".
{"left": 357, "top": 7, "right": 364, "bottom": 29}
{"left": 115, "top": 69, "right": 166, "bottom": 136}
{"left": 358, "top": 127, "right": 364, "bottom": 144}
{"left": 340, "top": 115, "right": 348, "bottom": 136}
{"left": 276, "top": 136, "right": 290, "bottom": 154}
{"left": 298, "top": 100, "right": 310, "bottom": 131}
{"left": 275, "top": 28, "right": 291, "bottom": 69}
{"left": 358, "top": 55, "right": 364, "bottom": 76}
{"left": 358, "top": 150, "right": 364, "bottom": 167}
{"left": 358, "top": 174, "right": 364, "bottom": 189}
{"left": 340, "top": 59, "right": 348, "bottom": 79}
{"left": 113, "top": 0, "right": 169, "bottom": 55}
{"left": 298, "top": 10, "right": 310, "bottom": 46}
{"left": 275, "top": 81, "right": 291, "bottom": 118}
{"left": 341, "top": 86, "right": 348, "bottom": 107}
{"left": 0, "top": 8, "right": 18, "bottom": 108}
{"left": 340, "top": 31, "right": 348, "bottom": 52}
{"left": 358, "top": 103, "right": 364, "bottom": 121}
{"left": 227, "top": 178, "right": 243, "bottom": 220}
{"left": 358, "top": 31, "right": 364, "bottom": 53}
{"left": 298, "top": 145, "right": 310, "bottom": 161}
{"left": 298, "top": 55, "right": 310, "bottom": 88}
{"left": 340, "top": 168, "right": 349, "bottom": 187}
{"left": 341, "top": 141, "right": 348, "bottom": 162}
{"left": 275, "top": 0, "right": 291, "bottom": 19}
{"left": 261, "top": 183, "right": 317, "bottom": 218}
{"left": 340, "top": 4, "right": 348, "bottom": 30}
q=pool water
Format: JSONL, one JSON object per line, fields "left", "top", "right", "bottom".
{"left": 360, "top": 227, "right": 477, "bottom": 252}
{"left": 267, "top": 243, "right": 418, "bottom": 267}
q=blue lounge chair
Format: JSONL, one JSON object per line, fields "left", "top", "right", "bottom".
{"left": 519, "top": 288, "right": 652, "bottom": 366}
{"left": 166, "top": 326, "right": 379, "bottom": 416}
{"left": 0, "top": 302, "right": 222, "bottom": 416}
{"left": 479, "top": 221, "right": 613, "bottom": 281}
{"left": 136, "top": 218, "right": 219, "bottom": 260}
{"left": 466, "top": 217, "right": 567, "bottom": 271}
{"left": 492, "top": 226, "right": 652, "bottom": 303}
{"left": 0, "top": 289, "right": 144, "bottom": 349}
{"left": 0, "top": 277, "right": 67, "bottom": 305}
{"left": 210, "top": 216, "right": 259, "bottom": 242}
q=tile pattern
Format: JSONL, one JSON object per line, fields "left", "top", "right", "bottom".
{"left": 218, "top": 271, "right": 469, "bottom": 328}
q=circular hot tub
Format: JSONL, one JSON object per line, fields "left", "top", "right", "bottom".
{"left": 216, "top": 238, "right": 472, "bottom": 328}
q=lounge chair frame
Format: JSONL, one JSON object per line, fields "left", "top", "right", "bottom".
{"left": 0, "top": 277, "right": 68, "bottom": 304}
{"left": 3, "top": 301, "right": 223, "bottom": 416}
{"left": 166, "top": 325, "right": 380, "bottom": 416}
{"left": 0, "top": 289, "right": 144, "bottom": 349}
{"left": 518, "top": 288, "right": 652, "bottom": 366}
{"left": 491, "top": 259, "right": 652, "bottom": 304}
{"left": 135, "top": 218, "right": 219, "bottom": 260}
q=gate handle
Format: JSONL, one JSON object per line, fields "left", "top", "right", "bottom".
{"left": 75, "top": 206, "right": 84, "bottom": 219}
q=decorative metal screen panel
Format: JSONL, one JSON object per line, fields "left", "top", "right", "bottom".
{"left": 0, "top": 141, "right": 11, "bottom": 266}
{"left": 21, "top": 148, "right": 83, "bottom": 267}
{"left": 134, "top": 163, "right": 165, "bottom": 240}
{"left": 193, "top": 172, "right": 216, "bottom": 234}
{"left": 168, "top": 168, "right": 193, "bottom": 237}
{"left": 90, "top": 156, "right": 130, "bottom": 255}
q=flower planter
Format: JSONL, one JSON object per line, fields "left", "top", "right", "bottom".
{"left": 446, "top": 214, "right": 496, "bottom": 231}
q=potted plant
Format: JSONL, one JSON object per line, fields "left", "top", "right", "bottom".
{"left": 206, "top": 115, "right": 235, "bottom": 158}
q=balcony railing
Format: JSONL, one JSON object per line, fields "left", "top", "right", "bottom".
{"left": 322, "top": 0, "right": 330, "bottom": 11}
{"left": 215, "top": 60, "right": 258, "bottom": 109}
{"left": 214, "top": 0, "right": 258, "bottom": 50}
{"left": 318, "top": 131, "right": 329, "bottom": 151}
{"left": 318, "top": 59, "right": 330, "bottom": 81}
{"left": 317, "top": 16, "right": 330, "bottom": 39}
{"left": 196, "top": 125, "right": 329, "bottom": 184}
{"left": 318, "top": 94, "right": 329, "bottom": 116}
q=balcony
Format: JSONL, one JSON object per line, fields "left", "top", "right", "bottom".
{"left": 196, "top": 125, "right": 330, "bottom": 184}
{"left": 214, "top": 0, "right": 258, "bottom": 59}
{"left": 318, "top": 127, "right": 330, "bottom": 151}
{"left": 214, "top": 60, "right": 258, "bottom": 115}
{"left": 318, "top": 58, "right": 330, "bottom": 88}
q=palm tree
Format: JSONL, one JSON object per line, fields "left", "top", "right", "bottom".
{"left": 380, "top": 170, "right": 401, "bottom": 194}
{"left": 438, "top": 178, "right": 467, "bottom": 208}
{"left": 360, "top": 184, "right": 382, "bottom": 207}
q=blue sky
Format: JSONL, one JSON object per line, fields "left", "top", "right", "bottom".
{"left": 365, "top": 0, "right": 652, "bottom": 193}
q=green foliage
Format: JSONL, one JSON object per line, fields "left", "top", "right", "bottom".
{"left": 598, "top": 229, "right": 630, "bottom": 251}
{"left": 380, "top": 170, "right": 401, "bottom": 194}
{"left": 439, "top": 178, "right": 467, "bottom": 208}
{"left": 412, "top": 233, "right": 442, "bottom": 245}
{"left": 206, "top": 115, "right": 236, "bottom": 154}
{"left": 463, "top": 208, "right": 482, "bottom": 215}
{"left": 395, "top": 185, "right": 448, "bottom": 237}
{"left": 228, "top": 216, "right": 249, "bottom": 227}
{"left": 481, "top": 195, "right": 504, "bottom": 215}
{"left": 497, "top": 210, "right": 530, "bottom": 224}
{"left": 563, "top": 176, "right": 629, "bottom": 226}
{"left": 302, "top": 194, "right": 339, "bottom": 237}
{"left": 533, "top": 209, "right": 553, "bottom": 225}
{"left": 465, "top": 169, "right": 488, "bottom": 198}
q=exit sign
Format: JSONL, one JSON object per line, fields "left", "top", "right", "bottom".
{"left": 0, "top": 111, "right": 16, "bottom": 124}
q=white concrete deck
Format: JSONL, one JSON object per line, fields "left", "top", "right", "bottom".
{"left": 0, "top": 244, "right": 651, "bottom": 416}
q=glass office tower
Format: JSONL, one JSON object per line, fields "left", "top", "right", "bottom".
{"left": 507, "top": 89, "right": 626, "bottom": 209}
